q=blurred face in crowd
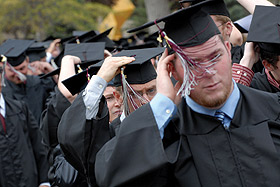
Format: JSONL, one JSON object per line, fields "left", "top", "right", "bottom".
{"left": 104, "top": 86, "right": 123, "bottom": 123}
{"left": 172, "top": 35, "right": 233, "bottom": 109}
{"left": 114, "top": 79, "right": 157, "bottom": 114}
{"left": 127, "top": 79, "right": 157, "bottom": 113}
{"left": 5, "top": 58, "right": 29, "bottom": 84}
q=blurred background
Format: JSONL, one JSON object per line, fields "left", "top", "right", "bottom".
{"left": 0, "top": 0, "right": 278, "bottom": 43}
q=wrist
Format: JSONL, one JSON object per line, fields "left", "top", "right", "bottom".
{"left": 239, "top": 56, "right": 255, "bottom": 69}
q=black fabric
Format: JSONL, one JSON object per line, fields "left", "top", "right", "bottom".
{"left": 48, "top": 145, "right": 88, "bottom": 187}
{"left": 95, "top": 84, "right": 280, "bottom": 187}
{"left": 58, "top": 94, "right": 112, "bottom": 186}
{"left": 40, "top": 86, "right": 87, "bottom": 187}
{"left": 247, "top": 6, "right": 280, "bottom": 54}
{"left": 0, "top": 97, "right": 49, "bottom": 187}
{"left": 2, "top": 75, "right": 55, "bottom": 123}
{"left": 231, "top": 44, "right": 244, "bottom": 64}
{"left": 250, "top": 70, "right": 280, "bottom": 93}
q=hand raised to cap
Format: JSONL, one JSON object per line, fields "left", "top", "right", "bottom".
{"left": 156, "top": 49, "right": 179, "bottom": 103}
{"left": 97, "top": 56, "right": 135, "bottom": 83}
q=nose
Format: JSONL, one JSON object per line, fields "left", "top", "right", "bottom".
{"left": 142, "top": 93, "right": 150, "bottom": 103}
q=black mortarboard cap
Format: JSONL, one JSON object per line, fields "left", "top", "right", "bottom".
{"left": 62, "top": 47, "right": 164, "bottom": 95}
{"left": 40, "top": 42, "right": 105, "bottom": 79}
{"left": 27, "top": 42, "right": 47, "bottom": 62}
{"left": 234, "top": 14, "right": 252, "bottom": 33}
{"left": 127, "top": 0, "right": 220, "bottom": 48}
{"left": 247, "top": 5, "right": 280, "bottom": 54}
{"left": 84, "top": 28, "right": 117, "bottom": 51}
{"left": 198, "top": 0, "right": 230, "bottom": 17}
{"left": 0, "top": 39, "right": 34, "bottom": 66}
{"left": 64, "top": 42, "right": 105, "bottom": 64}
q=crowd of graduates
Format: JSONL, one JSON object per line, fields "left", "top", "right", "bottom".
{"left": 1, "top": 0, "right": 280, "bottom": 186}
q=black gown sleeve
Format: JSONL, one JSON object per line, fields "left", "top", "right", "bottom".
{"left": 22, "top": 101, "right": 49, "bottom": 184}
{"left": 58, "top": 93, "right": 112, "bottom": 186}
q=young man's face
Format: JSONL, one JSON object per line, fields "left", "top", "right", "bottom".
{"left": 173, "top": 35, "right": 233, "bottom": 109}
{"left": 5, "top": 59, "right": 28, "bottom": 84}
{"left": 127, "top": 79, "right": 157, "bottom": 113}
{"left": 104, "top": 86, "right": 123, "bottom": 123}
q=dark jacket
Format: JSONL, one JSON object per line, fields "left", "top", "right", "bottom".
{"left": 0, "top": 96, "right": 49, "bottom": 187}
{"left": 2, "top": 75, "right": 55, "bottom": 123}
{"left": 40, "top": 86, "right": 87, "bottom": 187}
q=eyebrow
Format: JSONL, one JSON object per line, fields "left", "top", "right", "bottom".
{"left": 193, "top": 49, "right": 222, "bottom": 62}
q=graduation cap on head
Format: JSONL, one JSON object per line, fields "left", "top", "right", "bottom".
{"left": 40, "top": 42, "right": 105, "bottom": 79}
{"left": 0, "top": 39, "right": 35, "bottom": 66}
{"left": 84, "top": 28, "right": 117, "bottom": 51}
{"left": 62, "top": 47, "right": 164, "bottom": 95}
{"left": 234, "top": 14, "right": 252, "bottom": 33}
{"left": 247, "top": 5, "right": 280, "bottom": 55}
{"left": 64, "top": 42, "right": 105, "bottom": 64}
{"left": 26, "top": 42, "right": 47, "bottom": 62}
{"left": 128, "top": 0, "right": 219, "bottom": 48}
{"left": 128, "top": 0, "right": 220, "bottom": 97}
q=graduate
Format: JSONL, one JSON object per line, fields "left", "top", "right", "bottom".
{"left": 94, "top": 2, "right": 280, "bottom": 186}
{"left": 40, "top": 42, "right": 107, "bottom": 186}
{"left": 0, "top": 39, "right": 56, "bottom": 123}
{"left": 57, "top": 47, "right": 164, "bottom": 186}
{"left": 0, "top": 56, "right": 49, "bottom": 187}
{"left": 232, "top": 5, "right": 280, "bottom": 93}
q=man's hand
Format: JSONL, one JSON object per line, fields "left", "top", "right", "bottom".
{"left": 97, "top": 56, "right": 135, "bottom": 83}
{"left": 240, "top": 42, "right": 260, "bottom": 69}
{"left": 156, "top": 49, "right": 178, "bottom": 102}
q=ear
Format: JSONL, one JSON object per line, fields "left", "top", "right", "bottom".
{"left": 224, "top": 21, "right": 233, "bottom": 37}
{"left": 169, "top": 61, "right": 180, "bottom": 81}
{"left": 262, "top": 59, "right": 274, "bottom": 71}
{"left": 25, "top": 56, "right": 30, "bottom": 63}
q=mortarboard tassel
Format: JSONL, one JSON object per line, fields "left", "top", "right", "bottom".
{"left": 121, "top": 67, "right": 150, "bottom": 117}
{"left": 6, "top": 63, "right": 27, "bottom": 83}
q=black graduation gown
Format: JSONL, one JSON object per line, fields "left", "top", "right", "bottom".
{"left": 0, "top": 97, "right": 49, "bottom": 187}
{"left": 2, "top": 75, "right": 55, "bottom": 123}
{"left": 40, "top": 86, "right": 87, "bottom": 187}
{"left": 58, "top": 94, "right": 112, "bottom": 186}
{"left": 95, "top": 84, "right": 280, "bottom": 187}
{"left": 250, "top": 70, "right": 280, "bottom": 93}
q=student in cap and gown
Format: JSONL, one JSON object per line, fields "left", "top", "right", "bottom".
{"left": 0, "top": 56, "right": 50, "bottom": 187}
{"left": 232, "top": 6, "right": 280, "bottom": 93}
{"left": 57, "top": 47, "right": 164, "bottom": 186}
{"left": 94, "top": 2, "right": 280, "bottom": 187}
{"left": 0, "top": 39, "right": 56, "bottom": 123}
{"left": 40, "top": 43, "right": 106, "bottom": 186}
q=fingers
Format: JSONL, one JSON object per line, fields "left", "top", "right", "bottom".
{"left": 97, "top": 56, "right": 135, "bottom": 83}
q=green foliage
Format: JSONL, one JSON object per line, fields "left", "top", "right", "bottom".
{"left": 224, "top": 0, "right": 249, "bottom": 21}
{"left": 0, "top": 0, "right": 111, "bottom": 41}
{"left": 129, "top": 0, "right": 147, "bottom": 28}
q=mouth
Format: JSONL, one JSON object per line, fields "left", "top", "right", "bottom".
{"left": 204, "top": 82, "right": 220, "bottom": 90}
{"left": 113, "top": 110, "right": 122, "bottom": 115}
